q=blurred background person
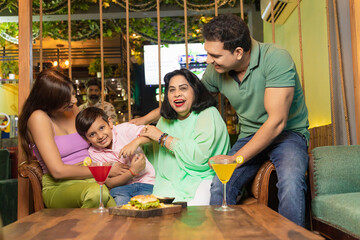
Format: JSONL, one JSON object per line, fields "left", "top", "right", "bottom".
{"left": 79, "top": 78, "right": 118, "bottom": 124}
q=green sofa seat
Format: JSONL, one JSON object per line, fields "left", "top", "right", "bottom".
{"left": 312, "top": 192, "right": 360, "bottom": 236}
{"left": 0, "top": 149, "right": 18, "bottom": 226}
{"left": 0, "top": 178, "right": 17, "bottom": 226}
{"left": 311, "top": 145, "right": 360, "bottom": 239}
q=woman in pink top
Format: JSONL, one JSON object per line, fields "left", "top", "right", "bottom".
{"left": 76, "top": 107, "right": 155, "bottom": 205}
{"left": 18, "top": 69, "right": 117, "bottom": 208}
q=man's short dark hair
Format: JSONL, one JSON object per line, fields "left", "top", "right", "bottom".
{"left": 85, "top": 78, "right": 101, "bottom": 89}
{"left": 203, "top": 14, "right": 251, "bottom": 53}
{"left": 160, "top": 69, "right": 216, "bottom": 120}
{"left": 76, "top": 107, "right": 110, "bottom": 139}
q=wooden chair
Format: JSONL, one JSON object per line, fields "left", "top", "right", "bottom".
{"left": 18, "top": 160, "right": 45, "bottom": 213}
{"left": 241, "top": 160, "right": 278, "bottom": 210}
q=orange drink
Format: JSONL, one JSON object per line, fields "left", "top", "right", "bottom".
{"left": 210, "top": 158, "right": 237, "bottom": 211}
{"left": 212, "top": 163, "right": 237, "bottom": 184}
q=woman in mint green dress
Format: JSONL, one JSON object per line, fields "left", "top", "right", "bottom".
{"left": 127, "top": 69, "right": 230, "bottom": 205}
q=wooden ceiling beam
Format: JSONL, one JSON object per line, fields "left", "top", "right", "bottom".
{"left": 0, "top": 7, "right": 245, "bottom": 23}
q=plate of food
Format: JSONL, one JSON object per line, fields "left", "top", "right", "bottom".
{"left": 157, "top": 196, "right": 175, "bottom": 204}
{"left": 109, "top": 195, "right": 182, "bottom": 218}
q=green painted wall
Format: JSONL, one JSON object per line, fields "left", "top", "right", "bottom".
{"left": 0, "top": 83, "right": 18, "bottom": 115}
{"left": 263, "top": 0, "right": 331, "bottom": 128}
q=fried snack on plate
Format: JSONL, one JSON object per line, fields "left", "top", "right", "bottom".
{"left": 121, "top": 195, "right": 166, "bottom": 210}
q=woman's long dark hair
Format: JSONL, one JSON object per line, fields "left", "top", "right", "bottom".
{"left": 18, "top": 69, "right": 73, "bottom": 161}
{"left": 160, "top": 69, "right": 216, "bottom": 119}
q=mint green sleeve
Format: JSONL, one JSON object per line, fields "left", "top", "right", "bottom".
{"left": 166, "top": 107, "right": 230, "bottom": 172}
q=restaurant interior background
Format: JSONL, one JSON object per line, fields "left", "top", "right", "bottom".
{"left": 0, "top": 0, "right": 359, "bottom": 226}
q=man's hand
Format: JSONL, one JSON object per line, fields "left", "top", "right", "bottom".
{"left": 129, "top": 117, "right": 148, "bottom": 126}
{"left": 129, "top": 108, "right": 161, "bottom": 125}
{"left": 109, "top": 162, "right": 129, "bottom": 177}
{"left": 208, "top": 155, "right": 237, "bottom": 169}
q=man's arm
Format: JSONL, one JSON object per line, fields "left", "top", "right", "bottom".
{"left": 129, "top": 108, "right": 161, "bottom": 125}
{"left": 210, "top": 87, "right": 294, "bottom": 165}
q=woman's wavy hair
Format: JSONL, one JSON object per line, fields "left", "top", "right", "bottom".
{"left": 18, "top": 69, "right": 73, "bottom": 161}
{"left": 203, "top": 14, "right": 251, "bottom": 53}
{"left": 160, "top": 69, "right": 216, "bottom": 119}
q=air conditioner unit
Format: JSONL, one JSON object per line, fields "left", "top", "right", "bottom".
{"left": 260, "top": 0, "right": 300, "bottom": 24}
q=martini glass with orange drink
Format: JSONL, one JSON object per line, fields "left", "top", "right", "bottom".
{"left": 87, "top": 160, "right": 114, "bottom": 213}
{"left": 210, "top": 158, "right": 238, "bottom": 211}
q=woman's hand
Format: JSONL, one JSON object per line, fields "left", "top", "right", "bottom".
{"left": 130, "top": 153, "right": 146, "bottom": 176}
{"left": 109, "top": 162, "right": 129, "bottom": 177}
{"left": 139, "top": 125, "right": 163, "bottom": 142}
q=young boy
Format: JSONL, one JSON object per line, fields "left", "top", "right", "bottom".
{"left": 76, "top": 107, "right": 155, "bottom": 205}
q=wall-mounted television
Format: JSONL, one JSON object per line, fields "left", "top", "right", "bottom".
{"left": 143, "top": 43, "right": 208, "bottom": 86}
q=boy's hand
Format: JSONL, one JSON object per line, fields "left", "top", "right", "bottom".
{"left": 119, "top": 141, "right": 139, "bottom": 158}
{"left": 130, "top": 153, "right": 146, "bottom": 176}
{"left": 109, "top": 162, "right": 129, "bottom": 177}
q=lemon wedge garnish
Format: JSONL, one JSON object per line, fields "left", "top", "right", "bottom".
{"left": 83, "top": 157, "right": 92, "bottom": 166}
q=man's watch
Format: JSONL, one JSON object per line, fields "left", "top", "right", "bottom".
{"left": 235, "top": 155, "right": 244, "bottom": 165}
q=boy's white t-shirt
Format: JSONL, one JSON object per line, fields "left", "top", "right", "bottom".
{"left": 88, "top": 122, "right": 155, "bottom": 185}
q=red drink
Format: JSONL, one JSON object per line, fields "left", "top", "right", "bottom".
{"left": 88, "top": 165, "right": 112, "bottom": 184}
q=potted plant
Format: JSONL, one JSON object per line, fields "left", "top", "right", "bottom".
{"left": 88, "top": 58, "right": 113, "bottom": 78}
{"left": 1, "top": 60, "right": 19, "bottom": 79}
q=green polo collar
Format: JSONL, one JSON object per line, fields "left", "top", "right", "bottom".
{"left": 248, "top": 38, "right": 260, "bottom": 70}
{"left": 240, "top": 38, "right": 260, "bottom": 82}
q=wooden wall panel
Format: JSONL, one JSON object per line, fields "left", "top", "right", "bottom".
{"left": 349, "top": 0, "right": 360, "bottom": 144}
{"left": 308, "top": 124, "right": 333, "bottom": 153}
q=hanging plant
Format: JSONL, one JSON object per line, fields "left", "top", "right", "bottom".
{"left": 0, "top": 0, "right": 247, "bottom": 62}
{"left": 88, "top": 57, "right": 113, "bottom": 78}
{"left": 0, "top": 0, "right": 237, "bottom": 46}
{"left": 0, "top": 60, "right": 18, "bottom": 77}
{"left": 114, "top": 63, "right": 127, "bottom": 78}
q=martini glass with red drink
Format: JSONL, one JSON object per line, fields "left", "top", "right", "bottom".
{"left": 88, "top": 161, "right": 113, "bottom": 213}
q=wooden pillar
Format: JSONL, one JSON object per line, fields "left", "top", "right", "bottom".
{"left": 156, "top": 0, "right": 162, "bottom": 108}
{"left": 99, "top": 0, "right": 105, "bottom": 109}
{"left": 349, "top": 0, "right": 360, "bottom": 144}
{"left": 126, "top": 0, "right": 131, "bottom": 120}
{"left": 18, "top": 0, "right": 33, "bottom": 218}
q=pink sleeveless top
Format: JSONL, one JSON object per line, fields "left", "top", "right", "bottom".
{"left": 32, "top": 133, "right": 90, "bottom": 174}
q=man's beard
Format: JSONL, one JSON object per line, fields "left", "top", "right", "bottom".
{"left": 89, "top": 95, "right": 100, "bottom": 103}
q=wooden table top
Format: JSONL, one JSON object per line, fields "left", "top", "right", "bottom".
{"left": 2, "top": 204, "right": 323, "bottom": 240}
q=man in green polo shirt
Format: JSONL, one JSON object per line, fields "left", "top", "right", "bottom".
{"left": 203, "top": 14, "right": 309, "bottom": 227}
